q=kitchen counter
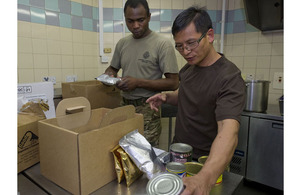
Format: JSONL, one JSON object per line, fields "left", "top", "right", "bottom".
{"left": 19, "top": 163, "right": 243, "bottom": 195}
{"left": 242, "top": 104, "right": 283, "bottom": 121}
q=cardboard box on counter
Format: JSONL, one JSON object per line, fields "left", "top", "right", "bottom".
{"left": 18, "top": 113, "right": 45, "bottom": 173}
{"left": 38, "top": 97, "right": 144, "bottom": 195}
{"left": 62, "top": 80, "right": 121, "bottom": 109}
{"left": 17, "top": 82, "right": 54, "bottom": 173}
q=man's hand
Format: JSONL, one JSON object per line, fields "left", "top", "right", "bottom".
{"left": 146, "top": 93, "right": 167, "bottom": 112}
{"left": 116, "top": 76, "right": 138, "bottom": 91}
{"left": 181, "top": 174, "right": 211, "bottom": 195}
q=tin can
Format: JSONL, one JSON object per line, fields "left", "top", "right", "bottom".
{"left": 184, "top": 162, "right": 203, "bottom": 177}
{"left": 146, "top": 173, "right": 184, "bottom": 195}
{"left": 198, "top": 156, "right": 223, "bottom": 185}
{"left": 170, "top": 143, "right": 193, "bottom": 163}
{"left": 166, "top": 162, "right": 186, "bottom": 178}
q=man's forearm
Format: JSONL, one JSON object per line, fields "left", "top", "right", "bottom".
{"left": 136, "top": 77, "right": 179, "bottom": 92}
{"left": 165, "top": 90, "right": 179, "bottom": 106}
{"left": 196, "top": 119, "right": 239, "bottom": 187}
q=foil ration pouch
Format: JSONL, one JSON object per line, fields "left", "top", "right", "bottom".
{"left": 95, "top": 74, "right": 121, "bottom": 86}
{"left": 117, "top": 148, "right": 143, "bottom": 187}
{"left": 119, "top": 130, "right": 165, "bottom": 180}
{"left": 111, "top": 145, "right": 124, "bottom": 183}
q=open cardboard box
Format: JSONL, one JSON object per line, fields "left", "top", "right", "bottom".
{"left": 62, "top": 80, "right": 121, "bottom": 109}
{"left": 38, "top": 97, "right": 144, "bottom": 195}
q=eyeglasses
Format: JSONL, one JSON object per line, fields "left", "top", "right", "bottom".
{"left": 175, "top": 31, "right": 207, "bottom": 52}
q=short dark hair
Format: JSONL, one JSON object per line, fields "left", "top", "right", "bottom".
{"left": 172, "top": 6, "right": 212, "bottom": 36}
{"left": 124, "top": 0, "right": 150, "bottom": 16}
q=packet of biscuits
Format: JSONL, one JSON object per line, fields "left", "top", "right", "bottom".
{"left": 117, "top": 148, "right": 143, "bottom": 187}
{"left": 111, "top": 145, "right": 124, "bottom": 183}
{"left": 111, "top": 145, "right": 143, "bottom": 186}
{"left": 18, "top": 94, "right": 49, "bottom": 118}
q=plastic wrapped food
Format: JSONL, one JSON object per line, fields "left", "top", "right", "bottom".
{"left": 119, "top": 130, "right": 165, "bottom": 180}
{"left": 95, "top": 74, "right": 121, "bottom": 85}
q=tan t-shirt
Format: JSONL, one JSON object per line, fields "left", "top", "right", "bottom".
{"left": 110, "top": 31, "right": 179, "bottom": 99}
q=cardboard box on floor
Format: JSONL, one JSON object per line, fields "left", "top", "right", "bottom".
{"left": 62, "top": 80, "right": 121, "bottom": 109}
{"left": 38, "top": 97, "right": 144, "bottom": 195}
{"left": 18, "top": 113, "right": 45, "bottom": 173}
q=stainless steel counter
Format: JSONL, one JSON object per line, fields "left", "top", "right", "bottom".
{"left": 242, "top": 104, "right": 283, "bottom": 121}
{"left": 19, "top": 163, "right": 243, "bottom": 195}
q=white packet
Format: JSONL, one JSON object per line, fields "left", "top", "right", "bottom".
{"left": 119, "top": 130, "right": 166, "bottom": 180}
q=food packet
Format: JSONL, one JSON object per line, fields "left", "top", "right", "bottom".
{"left": 117, "top": 148, "right": 143, "bottom": 187}
{"left": 153, "top": 148, "right": 170, "bottom": 165}
{"left": 111, "top": 145, "right": 124, "bottom": 183}
{"left": 119, "top": 130, "right": 165, "bottom": 180}
{"left": 95, "top": 74, "right": 121, "bottom": 86}
{"left": 18, "top": 94, "right": 49, "bottom": 118}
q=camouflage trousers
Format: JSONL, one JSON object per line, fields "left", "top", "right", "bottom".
{"left": 121, "top": 98, "right": 161, "bottom": 147}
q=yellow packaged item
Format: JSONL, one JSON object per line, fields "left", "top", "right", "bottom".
{"left": 117, "top": 148, "right": 143, "bottom": 187}
{"left": 111, "top": 145, "right": 124, "bottom": 183}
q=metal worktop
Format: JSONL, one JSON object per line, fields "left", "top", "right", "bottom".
{"left": 241, "top": 104, "right": 283, "bottom": 121}
{"left": 19, "top": 163, "right": 243, "bottom": 195}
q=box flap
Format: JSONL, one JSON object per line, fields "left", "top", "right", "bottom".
{"left": 99, "top": 105, "right": 135, "bottom": 128}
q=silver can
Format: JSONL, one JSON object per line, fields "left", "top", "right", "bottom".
{"left": 170, "top": 143, "right": 193, "bottom": 163}
{"left": 166, "top": 162, "right": 186, "bottom": 178}
{"left": 146, "top": 173, "right": 184, "bottom": 195}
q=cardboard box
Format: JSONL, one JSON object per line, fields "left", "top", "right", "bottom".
{"left": 62, "top": 80, "right": 121, "bottom": 109}
{"left": 38, "top": 97, "right": 144, "bottom": 195}
{"left": 18, "top": 113, "right": 45, "bottom": 173}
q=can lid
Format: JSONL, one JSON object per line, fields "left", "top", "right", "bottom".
{"left": 184, "top": 162, "right": 202, "bottom": 175}
{"left": 166, "top": 162, "right": 186, "bottom": 172}
{"left": 170, "top": 143, "right": 193, "bottom": 153}
{"left": 146, "top": 173, "right": 184, "bottom": 195}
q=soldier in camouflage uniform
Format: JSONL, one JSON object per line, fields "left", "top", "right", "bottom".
{"left": 121, "top": 98, "right": 161, "bottom": 146}
{"left": 105, "top": 0, "right": 179, "bottom": 147}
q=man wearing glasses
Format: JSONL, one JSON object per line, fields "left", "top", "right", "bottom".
{"left": 147, "top": 6, "right": 245, "bottom": 195}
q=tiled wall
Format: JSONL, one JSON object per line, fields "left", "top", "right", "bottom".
{"left": 17, "top": 0, "right": 283, "bottom": 151}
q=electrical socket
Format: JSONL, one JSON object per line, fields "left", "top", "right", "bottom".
{"left": 43, "top": 76, "right": 56, "bottom": 84}
{"left": 273, "top": 72, "right": 283, "bottom": 89}
{"left": 246, "top": 74, "right": 255, "bottom": 81}
{"left": 66, "top": 75, "right": 78, "bottom": 82}
{"left": 101, "top": 55, "right": 109, "bottom": 63}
